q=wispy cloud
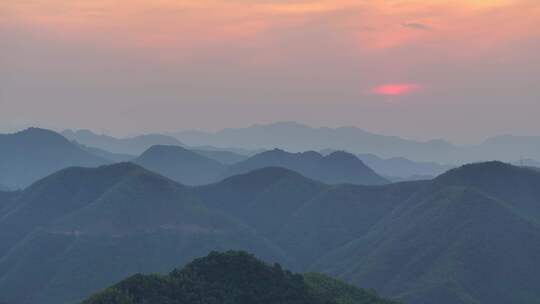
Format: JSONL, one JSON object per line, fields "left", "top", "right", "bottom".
{"left": 401, "top": 22, "right": 431, "bottom": 30}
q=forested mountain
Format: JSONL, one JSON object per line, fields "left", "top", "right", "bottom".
{"left": 83, "top": 251, "right": 398, "bottom": 304}
{"left": 315, "top": 162, "right": 540, "bottom": 304}
{"left": 134, "top": 145, "right": 227, "bottom": 185}
{"left": 195, "top": 167, "right": 419, "bottom": 268}
{"left": 0, "top": 128, "right": 107, "bottom": 189}
{"left": 0, "top": 163, "right": 285, "bottom": 304}
{"left": 1, "top": 161, "right": 539, "bottom": 304}
{"left": 222, "top": 149, "right": 389, "bottom": 185}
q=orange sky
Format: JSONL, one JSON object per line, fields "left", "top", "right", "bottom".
{"left": 5, "top": 0, "right": 539, "bottom": 56}
{"left": 1, "top": 0, "right": 539, "bottom": 140}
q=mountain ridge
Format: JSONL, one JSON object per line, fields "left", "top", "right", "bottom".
{"left": 0, "top": 128, "right": 108, "bottom": 189}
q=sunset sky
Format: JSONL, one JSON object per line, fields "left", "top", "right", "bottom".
{"left": 1, "top": 0, "right": 539, "bottom": 142}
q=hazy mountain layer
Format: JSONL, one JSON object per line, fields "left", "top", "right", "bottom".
{"left": 221, "top": 149, "right": 389, "bottom": 185}
{"left": 62, "top": 129, "right": 184, "bottom": 155}
{"left": 0, "top": 128, "right": 108, "bottom": 189}
{"left": 172, "top": 122, "right": 461, "bottom": 163}
{"left": 133, "top": 145, "right": 227, "bottom": 186}
{"left": 172, "top": 122, "right": 540, "bottom": 163}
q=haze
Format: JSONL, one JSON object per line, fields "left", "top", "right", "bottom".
{"left": 1, "top": 0, "right": 539, "bottom": 142}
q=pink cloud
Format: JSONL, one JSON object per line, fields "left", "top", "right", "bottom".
{"left": 371, "top": 83, "right": 421, "bottom": 96}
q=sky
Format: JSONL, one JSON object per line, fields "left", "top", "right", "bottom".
{"left": 1, "top": 0, "right": 539, "bottom": 143}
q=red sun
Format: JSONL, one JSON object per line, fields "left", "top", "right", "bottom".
{"left": 371, "top": 83, "right": 421, "bottom": 96}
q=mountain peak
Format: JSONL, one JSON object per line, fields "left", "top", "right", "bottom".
{"left": 134, "top": 145, "right": 225, "bottom": 185}
{"left": 437, "top": 161, "right": 524, "bottom": 181}
{"left": 9, "top": 127, "right": 68, "bottom": 142}
{"left": 325, "top": 150, "right": 359, "bottom": 161}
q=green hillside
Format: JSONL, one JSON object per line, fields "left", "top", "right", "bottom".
{"left": 82, "top": 251, "right": 398, "bottom": 304}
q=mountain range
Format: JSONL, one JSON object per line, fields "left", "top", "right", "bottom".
{"left": 170, "top": 122, "right": 540, "bottom": 164}
{"left": 0, "top": 128, "right": 108, "bottom": 189}
{"left": 61, "top": 128, "right": 455, "bottom": 179}
{"left": 170, "top": 122, "right": 461, "bottom": 163}
{"left": 1, "top": 161, "right": 539, "bottom": 304}
{"left": 82, "top": 251, "right": 398, "bottom": 304}
{"left": 221, "top": 149, "right": 389, "bottom": 185}
{"left": 133, "top": 146, "right": 389, "bottom": 186}
{"left": 61, "top": 129, "right": 184, "bottom": 155}
{"left": 0, "top": 128, "right": 391, "bottom": 188}
{"left": 0, "top": 163, "right": 286, "bottom": 304}
{"left": 62, "top": 129, "right": 254, "bottom": 164}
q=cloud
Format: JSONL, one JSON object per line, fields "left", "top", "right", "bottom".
{"left": 371, "top": 84, "right": 421, "bottom": 96}
{"left": 401, "top": 23, "right": 431, "bottom": 30}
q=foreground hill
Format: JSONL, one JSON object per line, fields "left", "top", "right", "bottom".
{"left": 223, "top": 149, "right": 389, "bottom": 185}
{"left": 0, "top": 128, "right": 107, "bottom": 189}
{"left": 83, "top": 251, "right": 398, "bottom": 304}
{"left": 134, "top": 145, "right": 226, "bottom": 185}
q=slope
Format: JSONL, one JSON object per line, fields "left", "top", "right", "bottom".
{"left": 134, "top": 145, "right": 227, "bottom": 185}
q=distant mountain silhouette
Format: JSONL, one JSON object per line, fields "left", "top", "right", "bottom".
{"left": 63, "top": 129, "right": 255, "bottom": 165}
{"left": 171, "top": 122, "right": 462, "bottom": 163}
{"left": 0, "top": 128, "right": 108, "bottom": 189}
{"left": 82, "top": 251, "right": 398, "bottom": 304}
{"left": 172, "top": 122, "right": 540, "bottom": 163}
{"left": 222, "top": 149, "right": 389, "bottom": 185}
{"left": 471, "top": 135, "right": 540, "bottom": 162}
{"left": 134, "top": 145, "right": 227, "bottom": 185}
{"left": 62, "top": 129, "right": 184, "bottom": 155}
{"left": 355, "top": 153, "right": 453, "bottom": 179}
{"left": 134, "top": 146, "right": 388, "bottom": 186}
